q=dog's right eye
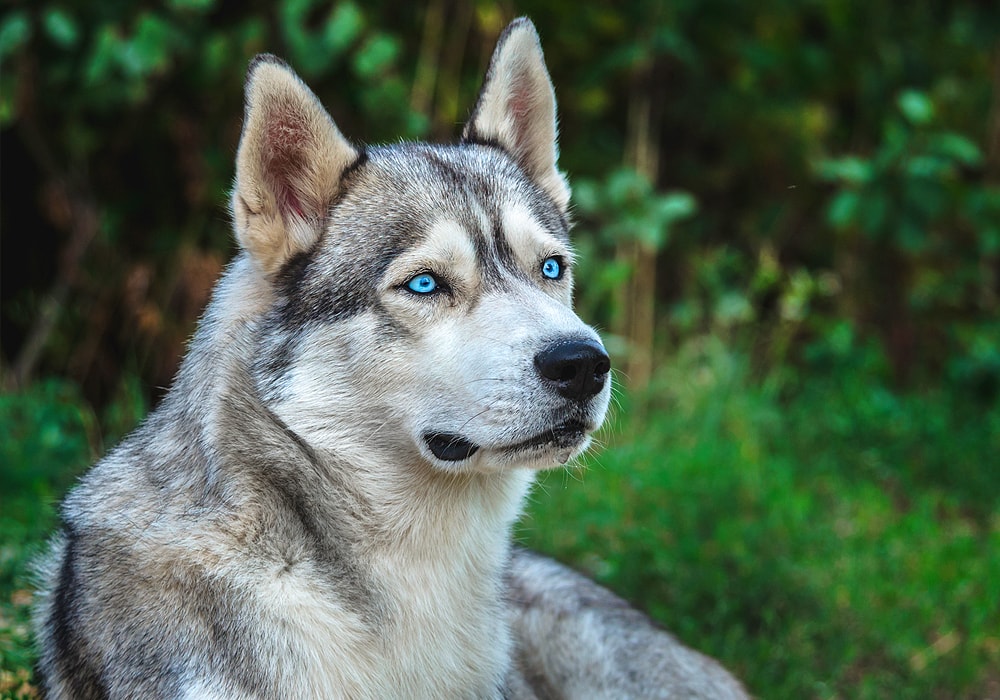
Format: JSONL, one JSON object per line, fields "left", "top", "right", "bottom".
{"left": 406, "top": 273, "right": 439, "bottom": 294}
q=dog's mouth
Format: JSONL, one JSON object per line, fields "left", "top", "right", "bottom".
{"left": 424, "top": 420, "right": 588, "bottom": 463}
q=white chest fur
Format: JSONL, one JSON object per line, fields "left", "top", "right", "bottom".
{"left": 228, "top": 469, "right": 533, "bottom": 699}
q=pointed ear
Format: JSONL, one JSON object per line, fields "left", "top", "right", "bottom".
{"left": 462, "top": 18, "right": 570, "bottom": 213}
{"left": 231, "top": 55, "right": 359, "bottom": 277}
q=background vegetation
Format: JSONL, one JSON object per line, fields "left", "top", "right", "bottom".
{"left": 2, "top": 1, "right": 999, "bottom": 697}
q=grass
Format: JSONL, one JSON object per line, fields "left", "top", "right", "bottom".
{"left": 2, "top": 339, "right": 998, "bottom": 698}
{"left": 1, "top": 381, "right": 93, "bottom": 698}
{"left": 519, "top": 337, "right": 1000, "bottom": 698}
{"left": 0, "top": 378, "right": 142, "bottom": 698}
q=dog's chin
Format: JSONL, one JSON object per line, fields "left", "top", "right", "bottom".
{"left": 422, "top": 421, "right": 592, "bottom": 470}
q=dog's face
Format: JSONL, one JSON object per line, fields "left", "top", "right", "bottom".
{"left": 234, "top": 20, "right": 610, "bottom": 473}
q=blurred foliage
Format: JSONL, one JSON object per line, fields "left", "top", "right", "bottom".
{"left": 2, "top": 0, "right": 999, "bottom": 697}
{"left": 2, "top": 0, "right": 999, "bottom": 398}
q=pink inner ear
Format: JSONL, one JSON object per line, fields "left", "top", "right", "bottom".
{"left": 508, "top": 78, "right": 533, "bottom": 120}
{"left": 264, "top": 107, "right": 311, "bottom": 221}
{"left": 507, "top": 73, "right": 536, "bottom": 149}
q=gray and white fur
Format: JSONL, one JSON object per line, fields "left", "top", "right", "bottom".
{"left": 33, "top": 17, "right": 747, "bottom": 699}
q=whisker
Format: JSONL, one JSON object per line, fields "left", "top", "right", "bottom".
{"left": 457, "top": 406, "right": 493, "bottom": 433}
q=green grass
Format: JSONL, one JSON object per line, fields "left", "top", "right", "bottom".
{"left": 1, "top": 380, "right": 95, "bottom": 697}
{"left": 2, "top": 343, "right": 999, "bottom": 698}
{"left": 0, "top": 378, "right": 143, "bottom": 698}
{"left": 519, "top": 337, "right": 1000, "bottom": 698}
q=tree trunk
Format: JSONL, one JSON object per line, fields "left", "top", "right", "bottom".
{"left": 411, "top": 0, "right": 445, "bottom": 120}
{"left": 618, "top": 72, "right": 660, "bottom": 397}
{"left": 431, "top": 0, "right": 473, "bottom": 140}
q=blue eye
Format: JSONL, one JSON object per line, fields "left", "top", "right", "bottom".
{"left": 541, "top": 256, "right": 563, "bottom": 280}
{"left": 406, "top": 273, "right": 438, "bottom": 294}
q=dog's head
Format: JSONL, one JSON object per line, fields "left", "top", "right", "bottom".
{"left": 231, "top": 19, "right": 611, "bottom": 473}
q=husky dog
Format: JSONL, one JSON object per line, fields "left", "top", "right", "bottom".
{"left": 34, "top": 17, "right": 747, "bottom": 699}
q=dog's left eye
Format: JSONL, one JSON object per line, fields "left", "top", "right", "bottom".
{"left": 406, "top": 273, "right": 439, "bottom": 294}
{"left": 541, "top": 256, "right": 563, "bottom": 280}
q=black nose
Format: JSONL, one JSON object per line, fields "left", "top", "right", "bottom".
{"left": 534, "top": 337, "right": 611, "bottom": 401}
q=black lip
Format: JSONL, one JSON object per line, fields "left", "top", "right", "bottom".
{"left": 424, "top": 421, "right": 588, "bottom": 462}
{"left": 425, "top": 434, "right": 480, "bottom": 462}
{"left": 508, "top": 420, "right": 587, "bottom": 452}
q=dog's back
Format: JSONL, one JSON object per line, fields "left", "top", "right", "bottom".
{"left": 507, "top": 549, "right": 748, "bottom": 698}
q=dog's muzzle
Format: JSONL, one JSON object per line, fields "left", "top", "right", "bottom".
{"left": 422, "top": 336, "right": 610, "bottom": 464}
{"left": 534, "top": 337, "right": 610, "bottom": 401}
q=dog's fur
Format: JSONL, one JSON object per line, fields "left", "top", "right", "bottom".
{"left": 33, "top": 18, "right": 747, "bottom": 699}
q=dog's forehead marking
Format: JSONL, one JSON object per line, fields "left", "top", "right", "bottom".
{"left": 354, "top": 144, "right": 572, "bottom": 296}
{"left": 500, "top": 204, "right": 565, "bottom": 257}
{"left": 398, "top": 217, "right": 479, "bottom": 276}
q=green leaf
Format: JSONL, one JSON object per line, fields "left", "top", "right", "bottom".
{"left": 122, "top": 13, "right": 180, "bottom": 78}
{"left": 814, "top": 156, "right": 873, "bottom": 185}
{"left": 353, "top": 33, "right": 399, "bottom": 78}
{"left": 43, "top": 8, "right": 79, "bottom": 48}
{"left": 897, "top": 89, "right": 934, "bottom": 125}
{"left": 0, "top": 11, "right": 31, "bottom": 59}
{"left": 827, "top": 190, "right": 860, "bottom": 230}
{"left": 202, "top": 33, "right": 231, "bottom": 77}
{"left": 636, "top": 222, "right": 668, "bottom": 249}
{"left": 597, "top": 259, "right": 633, "bottom": 287}
{"left": 652, "top": 191, "right": 698, "bottom": 226}
{"left": 905, "top": 155, "right": 950, "bottom": 179}
{"left": 85, "top": 24, "right": 124, "bottom": 85}
{"left": 828, "top": 320, "right": 855, "bottom": 357}
{"left": 572, "top": 179, "right": 602, "bottom": 215}
{"left": 715, "top": 292, "right": 754, "bottom": 325}
{"left": 606, "top": 168, "right": 650, "bottom": 207}
{"left": 929, "top": 132, "right": 983, "bottom": 167}
{"left": 280, "top": 0, "right": 338, "bottom": 75}
{"left": 327, "top": 1, "right": 364, "bottom": 53}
